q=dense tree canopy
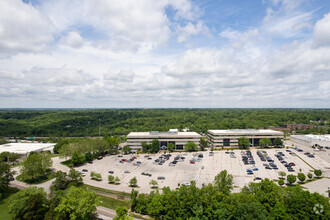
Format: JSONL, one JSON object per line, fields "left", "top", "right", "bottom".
{"left": 238, "top": 137, "right": 250, "bottom": 149}
{"left": 0, "top": 109, "right": 329, "bottom": 137}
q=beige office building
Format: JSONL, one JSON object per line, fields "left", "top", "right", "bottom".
{"left": 207, "top": 129, "right": 284, "bottom": 148}
{"left": 127, "top": 130, "right": 201, "bottom": 151}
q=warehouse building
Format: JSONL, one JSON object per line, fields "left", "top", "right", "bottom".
{"left": 290, "top": 135, "right": 330, "bottom": 147}
{"left": 127, "top": 129, "right": 201, "bottom": 151}
{"left": 207, "top": 129, "right": 284, "bottom": 148}
{"left": 0, "top": 143, "right": 56, "bottom": 157}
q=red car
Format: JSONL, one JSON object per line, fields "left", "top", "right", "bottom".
{"left": 289, "top": 162, "right": 295, "bottom": 166}
{"left": 122, "top": 159, "right": 127, "bottom": 161}
{"left": 133, "top": 157, "right": 137, "bottom": 159}
{"left": 190, "top": 161, "right": 195, "bottom": 164}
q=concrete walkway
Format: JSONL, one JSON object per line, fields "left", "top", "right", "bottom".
{"left": 303, "top": 178, "right": 330, "bottom": 197}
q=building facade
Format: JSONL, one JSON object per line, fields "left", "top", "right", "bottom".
{"left": 207, "top": 129, "right": 284, "bottom": 148}
{"left": 127, "top": 130, "right": 201, "bottom": 151}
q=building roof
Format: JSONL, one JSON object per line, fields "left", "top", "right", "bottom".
{"left": 208, "top": 129, "right": 283, "bottom": 134}
{"left": 0, "top": 143, "right": 56, "bottom": 154}
{"left": 127, "top": 131, "right": 201, "bottom": 137}
{"left": 291, "top": 135, "right": 330, "bottom": 142}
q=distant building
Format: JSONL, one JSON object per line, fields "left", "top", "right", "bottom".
{"left": 207, "top": 129, "right": 284, "bottom": 148}
{"left": 127, "top": 130, "right": 201, "bottom": 151}
{"left": 284, "top": 124, "right": 315, "bottom": 130}
{"left": 0, "top": 143, "right": 55, "bottom": 157}
{"left": 290, "top": 135, "right": 330, "bottom": 147}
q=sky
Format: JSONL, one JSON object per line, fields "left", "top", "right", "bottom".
{"left": 0, "top": 0, "right": 330, "bottom": 108}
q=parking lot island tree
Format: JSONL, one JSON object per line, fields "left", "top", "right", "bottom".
{"left": 108, "top": 175, "right": 115, "bottom": 184}
{"left": 287, "top": 174, "right": 297, "bottom": 185}
{"left": 307, "top": 173, "right": 313, "bottom": 179}
{"left": 214, "top": 170, "right": 233, "bottom": 195}
{"left": 278, "top": 179, "right": 285, "bottom": 186}
{"left": 91, "top": 171, "right": 102, "bottom": 181}
{"left": 259, "top": 138, "right": 272, "bottom": 148}
{"left": 238, "top": 137, "right": 250, "bottom": 149}
{"left": 185, "top": 141, "right": 198, "bottom": 152}
{"left": 314, "top": 169, "right": 322, "bottom": 178}
{"left": 129, "top": 177, "right": 138, "bottom": 187}
{"left": 297, "top": 173, "right": 306, "bottom": 183}
{"left": 278, "top": 171, "right": 286, "bottom": 179}
{"left": 85, "top": 152, "right": 93, "bottom": 162}
{"left": 114, "top": 207, "right": 132, "bottom": 220}
{"left": 114, "top": 176, "right": 120, "bottom": 185}
{"left": 149, "top": 179, "right": 158, "bottom": 188}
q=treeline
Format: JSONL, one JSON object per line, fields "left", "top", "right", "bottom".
{"left": 131, "top": 172, "right": 330, "bottom": 219}
{"left": 0, "top": 109, "right": 329, "bottom": 137}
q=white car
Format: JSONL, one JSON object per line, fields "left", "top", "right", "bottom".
{"left": 183, "top": 182, "right": 191, "bottom": 186}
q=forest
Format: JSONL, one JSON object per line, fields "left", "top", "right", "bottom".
{"left": 0, "top": 109, "right": 329, "bottom": 137}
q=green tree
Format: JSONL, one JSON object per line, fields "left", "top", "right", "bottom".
{"left": 149, "top": 179, "right": 158, "bottom": 188}
{"left": 274, "top": 137, "right": 283, "bottom": 146}
{"left": 278, "top": 179, "right": 285, "bottom": 186}
{"left": 51, "top": 171, "right": 68, "bottom": 192}
{"left": 8, "top": 187, "right": 48, "bottom": 219}
{"left": 129, "top": 177, "right": 137, "bottom": 187}
{"left": 141, "top": 142, "right": 149, "bottom": 152}
{"left": 238, "top": 137, "right": 250, "bottom": 149}
{"left": 314, "top": 169, "right": 322, "bottom": 177}
{"left": 150, "top": 139, "right": 160, "bottom": 153}
{"left": 214, "top": 170, "right": 233, "bottom": 195}
{"left": 278, "top": 171, "right": 286, "bottom": 179}
{"left": 114, "top": 206, "right": 133, "bottom": 220}
{"left": 287, "top": 174, "right": 296, "bottom": 185}
{"left": 71, "top": 151, "right": 85, "bottom": 166}
{"left": 0, "top": 162, "right": 16, "bottom": 193}
{"left": 307, "top": 173, "right": 313, "bottom": 179}
{"left": 108, "top": 175, "right": 115, "bottom": 183}
{"left": 85, "top": 152, "right": 93, "bottom": 162}
{"left": 68, "top": 168, "right": 83, "bottom": 186}
{"left": 185, "top": 141, "right": 198, "bottom": 152}
{"left": 55, "top": 186, "right": 97, "bottom": 220}
{"left": 122, "top": 146, "right": 131, "bottom": 154}
{"left": 114, "top": 176, "right": 120, "bottom": 184}
{"left": 297, "top": 173, "right": 306, "bottom": 182}
{"left": 20, "top": 152, "right": 52, "bottom": 183}
{"left": 167, "top": 143, "right": 175, "bottom": 152}
{"left": 200, "top": 137, "right": 208, "bottom": 151}
{"left": 259, "top": 138, "right": 272, "bottom": 148}
{"left": 91, "top": 171, "right": 102, "bottom": 181}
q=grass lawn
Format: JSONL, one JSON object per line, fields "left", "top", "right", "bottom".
{"left": 0, "top": 187, "right": 20, "bottom": 220}
{"left": 16, "top": 170, "right": 56, "bottom": 184}
{"left": 82, "top": 184, "right": 131, "bottom": 197}
{"left": 97, "top": 194, "right": 131, "bottom": 210}
{"left": 60, "top": 159, "right": 74, "bottom": 168}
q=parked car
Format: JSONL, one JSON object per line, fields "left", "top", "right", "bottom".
{"left": 108, "top": 171, "right": 114, "bottom": 174}
{"left": 141, "top": 172, "right": 152, "bottom": 177}
{"left": 124, "top": 170, "right": 130, "bottom": 173}
{"left": 308, "top": 154, "right": 315, "bottom": 158}
{"left": 289, "top": 162, "right": 295, "bottom": 166}
{"left": 255, "top": 177, "right": 262, "bottom": 180}
{"left": 97, "top": 156, "right": 103, "bottom": 160}
{"left": 82, "top": 169, "right": 88, "bottom": 172}
{"left": 157, "top": 176, "right": 165, "bottom": 180}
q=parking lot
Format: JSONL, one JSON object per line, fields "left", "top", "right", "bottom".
{"left": 75, "top": 148, "right": 330, "bottom": 194}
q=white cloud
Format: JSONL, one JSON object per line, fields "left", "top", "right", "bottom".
{"left": 177, "top": 21, "right": 209, "bottom": 42}
{"left": 313, "top": 13, "right": 330, "bottom": 48}
{"left": 0, "top": 0, "right": 55, "bottom": 56}
{"left": 59, "top": 31, "right": 85, "bottom": 49}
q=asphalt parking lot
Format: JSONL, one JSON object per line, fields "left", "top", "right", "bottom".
{"left": 75, "top": 148, "right": 330, "bottom": 194}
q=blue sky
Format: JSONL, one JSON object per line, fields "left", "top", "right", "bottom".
{"left": 0, "top": 0, "right": 330, "bottom": 108}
